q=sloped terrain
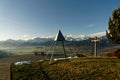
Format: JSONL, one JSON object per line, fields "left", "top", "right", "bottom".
{"left": 12, "top": 57, "right": 120, "bottom": 80}
{"left": 0, "top": 54, "right": 46, "bottom": 80}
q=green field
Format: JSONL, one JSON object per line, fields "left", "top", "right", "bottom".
{"left": 0, "top": 46, "right": 90, "bottom": 57}
{"left": 12, "top": 57, "right": 120, "bottom": 80}
{"left": 0, "top": 44, "right": 118, "bottom": 59}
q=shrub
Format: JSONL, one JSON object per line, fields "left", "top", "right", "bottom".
{"left": 107, "top": 49, "right": 120, "bottom": 58}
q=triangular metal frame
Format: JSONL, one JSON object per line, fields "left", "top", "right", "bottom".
{"left": 46, "top": 30, "right": 67, "bottom": 64}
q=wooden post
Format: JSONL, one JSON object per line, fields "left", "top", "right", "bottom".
{"left": 94, "top": 41, "right": 97, "bottom": 57}
{"left": 91, "top": 36, "right": 100, "bottom": 57}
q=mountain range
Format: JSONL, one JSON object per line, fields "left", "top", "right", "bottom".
{"left": 0, "top": 31, "right": 119, "bottom": 58}
{"left": 0, "top": 31, "right": 110, "bottom": 48}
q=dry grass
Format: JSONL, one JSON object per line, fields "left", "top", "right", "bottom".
{"left": 12, "top": 57, "right": 120, "bottom": 80}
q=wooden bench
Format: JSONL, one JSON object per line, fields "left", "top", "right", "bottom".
{"left": 34, "top": 52, "right": 45, "bottom": 56}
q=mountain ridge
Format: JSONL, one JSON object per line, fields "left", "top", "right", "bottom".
{"left": 0, "top": 31, "right": 107, "bottom": 49}
{"left": 0, "top": 31, "right": 106, "bottom": 42}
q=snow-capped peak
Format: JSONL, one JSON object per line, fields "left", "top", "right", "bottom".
{"left": 65, "top": 34, "right": 88, "bottom": 41}
{"left": 88, "top": 31, "right": 106, "bottom": 38}
{"left": 65, "top": 31, "right": 106, "bottom": 41}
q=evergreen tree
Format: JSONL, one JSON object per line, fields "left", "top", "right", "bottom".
{"left": 106, "top": 7, "right": 120, "bottom": 43}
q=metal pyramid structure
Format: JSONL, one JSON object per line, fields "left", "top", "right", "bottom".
{"left": 46, "top": 30, "right": 67, "bottom": 64}
{"left": 54, "top": 30, "right": 65, "bottom": 41}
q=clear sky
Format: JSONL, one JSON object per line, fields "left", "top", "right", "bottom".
{"left": 0, "top": 0, "right": 119, "bottom": 40}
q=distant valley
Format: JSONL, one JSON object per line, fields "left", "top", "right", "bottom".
{"left": 0, "top": 32, "right": 107, "bottom": 48}
{"left": 0, "top": 32, "right": 119, "bottom": 58}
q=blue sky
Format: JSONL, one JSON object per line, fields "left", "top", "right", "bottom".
{"left": 0, "top": 0, "right": 119, "bottom": 40}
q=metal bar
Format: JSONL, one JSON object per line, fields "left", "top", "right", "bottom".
{"left": 45, "top": 41, "right": 55, "bottom": 59}
{"left": 49, "top": 41, "right": 57, "bottom": 64}
{"left": 62, "top": 41, "right": 67, "bottom": 58}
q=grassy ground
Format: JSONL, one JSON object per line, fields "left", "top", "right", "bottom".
{"left": 0, "top": 46, "right": 72, "bottom": 55}
{"left": 12, "top": 57, "right": 120, "bottom": 80}
{"left": 0, "top": 46, "right": 87, "bottom": 58}
{"left": 1, "top": 47, "right": 38, "bottom": 55}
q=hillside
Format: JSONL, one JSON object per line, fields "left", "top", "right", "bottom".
{"left": 12, "top": 57, "right": 120, "bottom": 80}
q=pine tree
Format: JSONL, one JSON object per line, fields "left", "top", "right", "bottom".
{"left": 106, "top": 7, "right": 120, "bottom": 43}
